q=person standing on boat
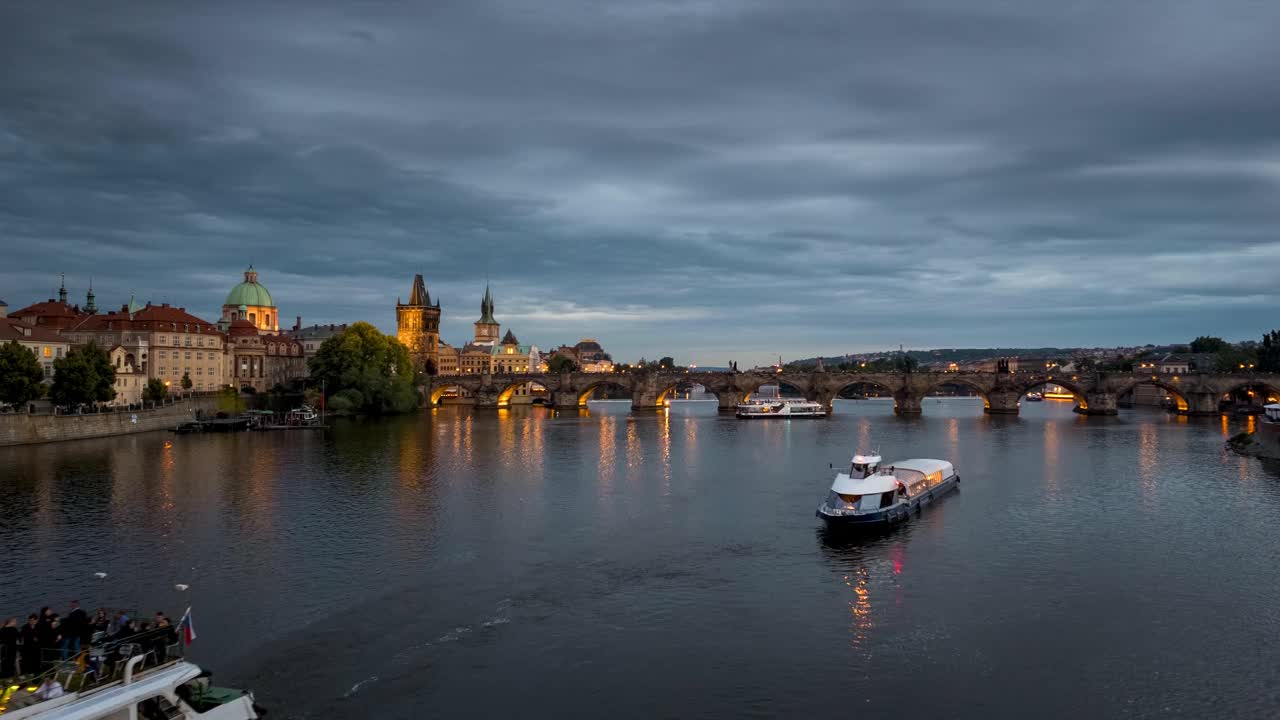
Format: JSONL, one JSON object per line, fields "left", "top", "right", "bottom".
{"left": 65, "top": 600, "right": 89, "bottom": 656}
{"left": 19, "top": 614, "right": 39, "bottom": 678}
{"left": 0, "top": 617, "right": 18, "bottom": 679}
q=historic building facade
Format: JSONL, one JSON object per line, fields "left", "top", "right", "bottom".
{"left": 396, "top": 274, "right": 441, "bottom": 373}
{"left": 65, "top": 299, "right": 228, "bottom": 395}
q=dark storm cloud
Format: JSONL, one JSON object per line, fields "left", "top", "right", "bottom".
{"left": 3, "top": 0, "right": 1279, "bottom": 364}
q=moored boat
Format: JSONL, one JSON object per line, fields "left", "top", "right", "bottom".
{"left": 816, "top": 453, "right": 959, "bottom": 526}
{"left": 1, "top": 624, "right": 262, "bottom": 720}
{"left": 736, "top": 398, "right": 826, "bottom": 418}
{"left": 1025, "top": 392, "right": 1044, "bottom": 402}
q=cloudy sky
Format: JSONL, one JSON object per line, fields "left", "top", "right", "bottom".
{"left": 3, "top": 0, "right": 1279, "bottom": 366}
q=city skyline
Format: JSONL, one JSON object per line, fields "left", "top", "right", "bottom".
{"left": 5, "top": 1, "right": 1280, "bottom": 366}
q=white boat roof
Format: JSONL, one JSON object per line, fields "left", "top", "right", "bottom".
{"left": 831, "top": 472, "right": 898, "bottom": 495}
{"left": 1265, "top": 403, "right": 1280, "bottom": 410}
{"left": 888, "top": 458, "right": 954, "bottom": 476}
{"left": 852, "top": 454, "right": 882, "bottom": 464}
{"left": 10, "top": 662, "right": 203, "bottom": 720}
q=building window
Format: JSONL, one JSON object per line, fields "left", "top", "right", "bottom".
{"left": 197, "top": 337, "right": 204, "bottom": 347}
{"left": 265, "top": 313, "right": 271, "bottom": 327}
{"left": 249, "top": 312, "right": 256, "bottom": 324}
{"left": 56, "top": 347, "right": 63, "bottom": 358}
{"left": 196, "top": 352, "right": 202, "bottom": 360}
{"left": 185, "top": 351, "right": 192, "bottom": 360}
{"left": 42, "top": 346, "right": 51, "bottom": 358}
{"left": 158, "top": 350, "right": 165, "bottom": 359}
{"left": 184, "top": 336, "right": 191, "bottom": 347}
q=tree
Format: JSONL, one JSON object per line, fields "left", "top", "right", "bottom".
{"left": 1258, "top": 330, "right": 1280, "bottom": 373}
{"left": 0, "top": 341, "right": 46, "bottom": 407}
{"left": 143, "top": 378, "right": 168, "bottom": 404}
{"left": 180, "top": 371, "right": 193, "bottom": 391}
{"left": 658, "top": 356, "right": 675, "bottom": 369}
{"left": 216, "top": 385, "right": 243, "bottom": 414}
{"left": 892, "top": 354, "right": 918, "bottom": 373}
{"left": 1190, "top": 336, "right": 1228, "bottom": 354}
{"left": 423, "top": 358, "right": 438, "bottom": 376}
{"left": 307, "top": 322, "right": 417, "bottom": 413}
{"left": 49, "top": 343, "right": 116, "bottom": 407}
{"left": 546, "top": 354, "right": 578, "bottom": 374}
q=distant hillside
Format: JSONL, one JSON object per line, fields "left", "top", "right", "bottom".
{"left": 787, "top": 346, "right": 1169, "bottom": 369}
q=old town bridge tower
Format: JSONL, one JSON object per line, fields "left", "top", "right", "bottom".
{"left": 397, "top": 274, "right": 441, "bottom": 372}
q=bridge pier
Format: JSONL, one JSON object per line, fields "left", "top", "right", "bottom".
{"left": 473, "top": 387, "right": 502, "bottom": 408}
{"left": 1079, "top": 391, "right": 1118, "bottom": 415}
{"left": 551, "top": 390, "right": 582, "bottom": 410}
{"left": 1184, "top": 391, "right": 1221, "bottom": 416}
{"left": 894, "top": 391, "right": 922, "bottom": 416}
{"left": 985, "top": 389, "right": 1021, "bottom": 415}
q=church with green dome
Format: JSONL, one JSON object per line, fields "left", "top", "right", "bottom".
{"left": 221, "top": 265, "right": 280, "bottom": 332}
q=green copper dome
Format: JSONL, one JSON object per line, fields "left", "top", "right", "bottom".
{"left": 225, "top": 266, "right": 274, "bottom": 307}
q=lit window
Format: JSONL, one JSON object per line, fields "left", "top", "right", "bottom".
{"left": 42, "top": 346, "right": 51, "bottom": 358}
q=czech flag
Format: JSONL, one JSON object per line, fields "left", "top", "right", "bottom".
{"left": 179, "top": 607, "right": 197, "bottom": 645}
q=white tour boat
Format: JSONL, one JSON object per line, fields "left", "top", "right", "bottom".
{"left": 816, "top": 453, "right": 959, "bottom": 526}
{"left": 2, "top": 628, "right": 262, "bottom": 720}
{"left": 736, "top": 398, "right": 827, "bottom": 418}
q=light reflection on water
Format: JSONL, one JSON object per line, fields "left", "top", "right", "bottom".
{"left": 2, "top": 400, "right": 1280, "bottom": 719}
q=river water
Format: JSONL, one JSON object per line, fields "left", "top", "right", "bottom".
{"left": 2, "top": 399, "right": 1279, "bottom": 719}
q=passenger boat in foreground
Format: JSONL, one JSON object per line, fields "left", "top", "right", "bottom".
{"left": 736, "top": 398, "right": 826, "bottom": 418}
{"left": 816, "top": 453, "right": 959, "bottom": 526}
{"left": 2, "top": 626, "right": 262, "bottom": 720}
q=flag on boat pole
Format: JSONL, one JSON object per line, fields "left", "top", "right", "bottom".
{"left": 179, "top": 606, "right": 197, "bottom": 645}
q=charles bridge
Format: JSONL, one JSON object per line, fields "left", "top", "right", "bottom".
{"left": 424, "top": 368, "right": 1280, "bottom": 416}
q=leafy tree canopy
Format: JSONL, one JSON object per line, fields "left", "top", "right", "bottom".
{"left": 1190, "top": 336, "right": 1228, "bottom": 354}
{"left": 547, "top": 355, "right": 578, "bottom": 374}
{"left": 0, "top": 341, "right": 46, "bottom": 406}
{"left": 308, "top": 322, "right": 417, "bottom": 413}
{"left": 1258, "top": 330, "right": 1280, "bottom": 373}
{"left": 143, "top": 378, "right": 168, "bottom": 404}
{"left": 49, "top": 343, "right": 116, "bottom": 407}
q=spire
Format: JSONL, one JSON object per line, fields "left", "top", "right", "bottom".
{"left": 58, "top": 273, "right": 67, "bottom": 304}
{"left": 479, "top": 284, "right": 496, "bottom": 324}
{"left": 127, "top": 292, "right": 142, "bottom": 319}
{"left": 502, "top": 329, "right": 518, "bottom": 345}
{"left": 85, "top": 278, "right": 97, "bottom": 314}
{"left": 244, "top": 265, "right": 258, "bottom": 284}
{"left": 408, "top": 274, "right": 430, "bottom": 306}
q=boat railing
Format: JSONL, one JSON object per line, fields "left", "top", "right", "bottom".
{"left": 0, "top": 626, "right": 185, "bottom": 714}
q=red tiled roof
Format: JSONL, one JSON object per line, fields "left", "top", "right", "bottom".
{"left": 0, "top": 318, "right": 68, "bottom": 343}
{"left": 72, "top": 303, "right": 219, "bottom": 333}
{"left": 8, "top": 299, "right": 83, "bottom": 319}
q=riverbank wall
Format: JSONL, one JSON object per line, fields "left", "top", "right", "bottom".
{"left": 0, "top": 398, "right": 218, "bottom": 447}
{"left": 1227, "top": 420, "right": 1280, "bottom": 459}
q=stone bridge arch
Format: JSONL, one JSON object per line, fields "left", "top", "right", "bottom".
{"left": 922, "top": 375, "right": 994, "bottom": 411}
{"left": 1112, "top": 377, "right": 1192, "bottom": 413}
{"left": 573, "top": 376, "right": 636, "bottom": 406}
{"left": 1014, "top": 376, "right": 1092, "bottom": 411}
{"left": 495, "top": 378, "right": 552, "bottom": 406}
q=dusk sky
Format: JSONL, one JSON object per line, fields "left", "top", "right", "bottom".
{"left": 3, "top": 1, "right": 1279, "bottom": 366}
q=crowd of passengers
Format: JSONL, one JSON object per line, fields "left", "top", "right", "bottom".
{"left": 0, "top": 600, "right": 179, "bottom": 687}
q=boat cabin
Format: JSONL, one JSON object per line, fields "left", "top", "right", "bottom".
{"left": 848, "top": 453, "right": 882, "bottom": 478}
{"left": 1264, "top": 403, "right": 1280, "bottom": 423}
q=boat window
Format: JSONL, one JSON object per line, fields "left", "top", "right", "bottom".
{"left": 880, "top": 490, "right": 896, "bottom": 507}
{"left": 858, "top": 494, "right": 882, "bottom": 511}
{"left": 837, "top": 493, "right": 859, "bottom": 504}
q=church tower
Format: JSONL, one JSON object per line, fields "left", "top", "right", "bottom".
{"left": 396, "top": 274, "right": 441, "bottom": 372}
{"left": 473, "top": 284, "right": 500, "bottom": 344}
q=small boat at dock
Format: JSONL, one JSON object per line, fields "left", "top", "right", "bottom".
{"left": 816, "top": 453, "right": 959, "bottom": 526}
